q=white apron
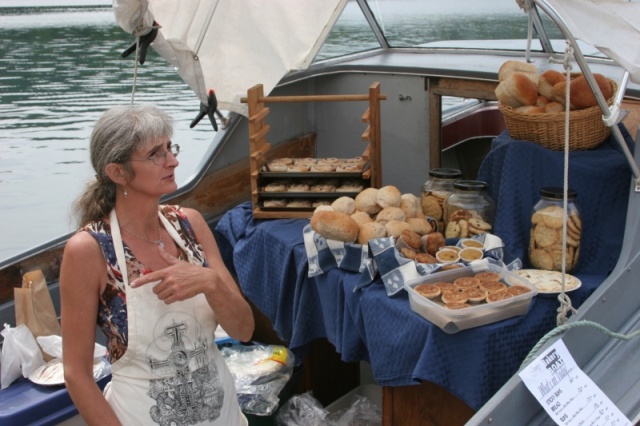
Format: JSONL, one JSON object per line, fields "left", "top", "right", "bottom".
{"left": 103, "top": 208, "right": 247, "bottom": 426}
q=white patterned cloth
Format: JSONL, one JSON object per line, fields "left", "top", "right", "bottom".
{"left": 303, "top": 224, "right": 376, "bottom": 287}
{"left": 303, "top": 226, "right": 520, "bottom": 296}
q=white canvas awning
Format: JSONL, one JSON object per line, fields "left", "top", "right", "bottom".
{"left": 544, "top": 0, "right": 640, "bottom": 84}
{"left": 113, "top": 0, "right": 348, "bottom": 116}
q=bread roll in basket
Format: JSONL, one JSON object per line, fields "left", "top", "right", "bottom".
{"left": 498, "top": 74, "right": 617, "bottom": 151}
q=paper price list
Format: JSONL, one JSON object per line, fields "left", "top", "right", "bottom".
{"left": 519, "top": 340, "right": 631, "bottom": 426}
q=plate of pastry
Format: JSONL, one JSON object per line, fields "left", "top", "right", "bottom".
{"left": 514, "top": 269, "right": 582, "bottom": 295}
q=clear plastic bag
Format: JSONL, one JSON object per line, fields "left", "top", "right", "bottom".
{"left": 326, "top": 394, "right": 382, "bottom": 426}
{"left": 275, "top": 391, "right": 329, "bottom": 426}
{"left": 222, "top": 343, "right": 295, "bottom": 416}
{"left": 1, "top": 323, "right": 45, "bottom": 389}
{"left": 275, "top": 390, "right": 382, "bottom": 426}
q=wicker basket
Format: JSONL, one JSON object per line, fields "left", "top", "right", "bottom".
{"left": 498, "top": 79, "right": 617, "bottom": 151}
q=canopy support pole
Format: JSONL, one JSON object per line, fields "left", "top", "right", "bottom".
{"left": 533, "top": 0, "right": 640, "bottom": 191}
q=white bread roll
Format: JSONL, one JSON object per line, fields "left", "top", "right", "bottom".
{"left": 498, "top": 60, "right": 539, "bottom": 83}
{"left": 544, "top": 101, "right": 564, "bottom": 113}
{"left": 385, "top": 220, "right": 413, "bottom": 239}
{"left": 538, "top": 69, "right": 565, "bottom": 100}
{"left": 313, "top": 205, "right": 334, "bottom": 215}
{"left": 351, "top": 211, "right": 373, "bottom": 226}
{"left": 355, "top": 187, "right": 381, "bottom": 215}
{"left": 399, "top": 193, "right": 421, "bottom": 219}
{"left": 331, "top": 196, "right": 356, "bottom": 215}
{"left": 495, "top": 73, "right": 539, "bottom": 108}
{"left": 375, "top": 207, "right": 406, "bottom": 225}
{"left": 515, "top": 105, "right": 545, "bottom": 114}
{"left": 535, "top": 95, "right": 551, "bottom": 108}
{"left": 407, "top": 217, "right": 433, "bottom": 235}
{"left": 376, "top": 185, "right": 402, "bottom": 209}
{"left": 310, "top": 210, "right": 359, "bottom": 243}
{"left": 357, "top": 222, "right": 386, "bottom": 245}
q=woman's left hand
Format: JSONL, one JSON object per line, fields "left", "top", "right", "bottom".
{"left": 130, "top": 248, "right": 214, "bottom": 304}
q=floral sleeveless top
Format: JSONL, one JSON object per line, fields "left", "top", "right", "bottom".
{"left": 83, "top": 205, "right": 208, "bottom": 363}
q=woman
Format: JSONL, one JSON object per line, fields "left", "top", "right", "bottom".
{"left": 60, "top": 104, "right": 254, "bottom": 425}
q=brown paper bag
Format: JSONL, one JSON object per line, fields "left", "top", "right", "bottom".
{"left": 14, "top": 270, "right": 61, "bottom": 361}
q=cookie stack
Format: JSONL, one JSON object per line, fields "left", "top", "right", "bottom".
{"left": 529, "top": 205, "right": 581, "bottom": 272}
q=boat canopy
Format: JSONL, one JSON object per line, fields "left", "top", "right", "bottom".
{"left": 113, "top": 0, "right": 347, "bottom": 116}
{"left": 112, "top": 0, "right": 640, "bottom": 116}
{"left": 542, "top": 0, "right": 640, "bottom": 84}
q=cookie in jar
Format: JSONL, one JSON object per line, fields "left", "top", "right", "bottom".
{"left": 529, "top": 187, "right": 581, "bottom": 272}
{"left": 443, "top": 180, "right": 495, "bottom": 238}
{"left": 421, "top": 168, "right": 462, "bottom": 231}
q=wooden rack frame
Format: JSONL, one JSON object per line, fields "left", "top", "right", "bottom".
{"left": 242, "top": 82, "right": 386, "bottom": 218}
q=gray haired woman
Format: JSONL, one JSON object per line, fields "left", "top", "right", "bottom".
{"left": 60, "top": 104, "right": 253, "bottom": 425}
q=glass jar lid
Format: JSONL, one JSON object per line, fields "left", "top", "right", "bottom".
{"left": 540, "top": 187, "right": 577, "bottom": 200}
{"left": 428, "top": 168, "right": 462, "bottom": 179}
{"left": 453, "top": 180, "right": 488, "bottom": 191}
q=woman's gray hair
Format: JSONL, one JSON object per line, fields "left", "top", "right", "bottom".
{"left": 73, "top": 104, "right": 173, "bottom": 226}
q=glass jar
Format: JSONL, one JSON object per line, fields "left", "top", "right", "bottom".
{"left": 529, "top": 187, "right": 581, "bottom": 272}
{"left": 443, "top": 180, "right": 495, "bottom": 238}
{"left": 420, "top": 168, "right": 462, "bottom": 230}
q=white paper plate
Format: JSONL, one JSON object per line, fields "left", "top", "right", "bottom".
{"left": 29, "top": 358, "right": 106, "bottom": 386}
{"left": 515, "top": 269, "right": 582, "bottom": 295}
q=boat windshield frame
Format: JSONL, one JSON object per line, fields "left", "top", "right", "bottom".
{"left": 313, "top": 0, "right": 610, "bottom": 64}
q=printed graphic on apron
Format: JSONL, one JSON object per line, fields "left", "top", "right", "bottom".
{"left": 146, "top": 312, "right": 224, "bottom": 425}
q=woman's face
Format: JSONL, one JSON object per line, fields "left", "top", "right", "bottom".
{"left": 127, "top": 136, "right": 179, "bottom": 197}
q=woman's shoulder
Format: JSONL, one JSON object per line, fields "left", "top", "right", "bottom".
{"left": 64, "top": 229, "right": 103, "bottom": 261}
{"left": 161, "top": 205, "right": 205, "bottom": 225}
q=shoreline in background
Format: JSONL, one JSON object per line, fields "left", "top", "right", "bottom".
{"left": 0, "top": 0, "right": 111, "bottom": 7}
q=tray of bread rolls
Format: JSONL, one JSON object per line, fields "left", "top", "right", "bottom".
{"left": 260, "top": 157, "right": 370, "bottom": 178}
{"left": 260, "top": 179, "right": 366, "bottom": 197}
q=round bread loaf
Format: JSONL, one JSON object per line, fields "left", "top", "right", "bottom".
{"left": 355, "top": 187, "right": 381, "bottom": 215}
{"left": 544, "top": 101, "right": 564, "bottom": 113}
{"left": 498, "top": 60, "right": 539, "bottom": 83}
{"left": 399, "top": 193, "right": 421, "bottom": 219}
{"left": 535, "top": 95, "right": 550, "bottom": 108}
{"left": 375, "top": 206, "right": 406, "bottom": 225}
{"left": 331, "top": 196, "right": 356, "bottom": 215}
{"left": 495, "top": 73, "right": 539, "bottom": 108}
{"left": 515, "top": 105, "right": 545, "bottom": 114}
{"left": 313, "top": 205, "right": 334, "bottom": 215}
{"left": 376, "top": 185, "right": 402, "bottom": 208}
{"left": 538, "top": 69, "right": 565, "bottom": 99}
{"left": 351, "top": 211, "right": 373, "bottom": 226}
{"left": 310, "top": 210, "right": 359, "bottom": 243}
{"left": 385, "top": 220, "right": 412, "bottom": 239}
{"left": 357, "top": 221, "right": 386, "bottom": 245}
{"left": 551, "top": 73, "right": 612, "bottom": 109}
{"left": 406, "top": 217, "right": 432, "bottom": 235}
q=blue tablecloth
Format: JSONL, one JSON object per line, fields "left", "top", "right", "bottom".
{"left": 214, "top": 126, "right": 632, "bottom": 410}
{"left": 478, "top": 125, "right": 633, "bottom": 274}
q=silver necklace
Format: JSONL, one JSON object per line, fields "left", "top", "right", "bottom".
{"left": 122, "top": 225, "right": 165, "bottom": 250}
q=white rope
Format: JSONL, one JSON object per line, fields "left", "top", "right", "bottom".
{"left": 525, "top": 4, "right": 533, "bottom": 62}
{"left": 522, "top": 320, "right": 640, "bottom": 366}
{"left": 131, "top": 37, "right": 140, "bottom": 107}
{"left": 128, "top": 22, "right": 159, "bottom": 107}
{"left": 556, "top": 42, "right": 578, "bottom": 326}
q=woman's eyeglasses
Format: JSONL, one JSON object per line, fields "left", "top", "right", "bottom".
{"left": 130, "top": 143, "right": 180, "bottom": 166}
